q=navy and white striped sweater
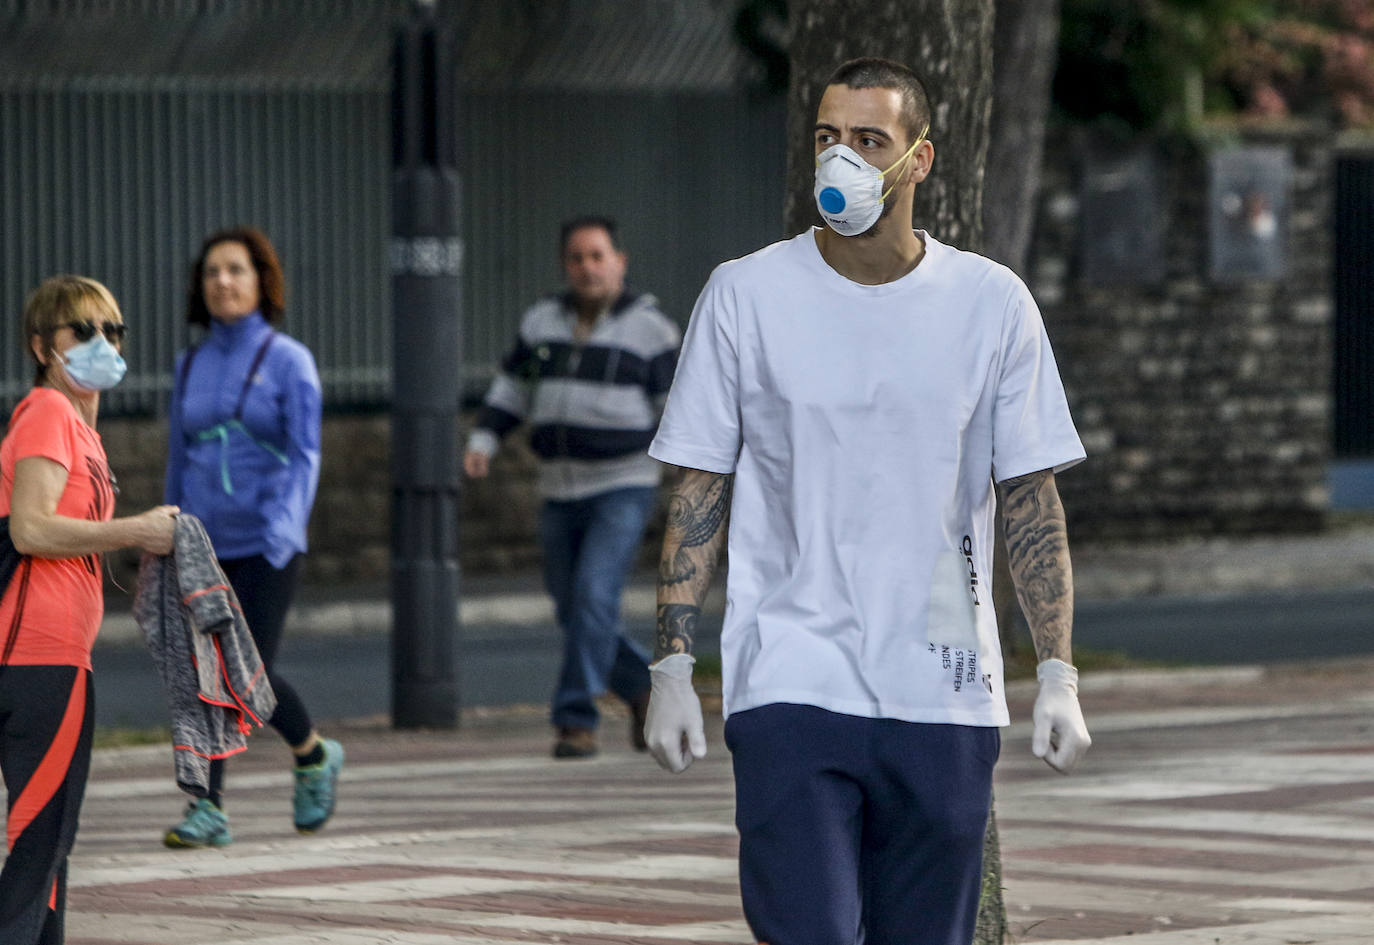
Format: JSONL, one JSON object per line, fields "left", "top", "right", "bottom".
{"left": 468, "top": 290, "right": 681, "bottom": 500}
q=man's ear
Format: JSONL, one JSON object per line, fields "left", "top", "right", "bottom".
{"left": 29, "top": 333, "right": 48, "bottom": 367}
{"left": 910, "top": 140, "right": 935, "bottom": 184}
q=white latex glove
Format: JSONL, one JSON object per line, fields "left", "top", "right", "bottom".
{"left": 1032, "top": 658, "right": 1092, "bottom": 773}
{"left": 645, "top": 653, "right": 707, "bottom": 773}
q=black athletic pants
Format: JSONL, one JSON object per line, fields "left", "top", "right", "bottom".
{"left": 208, "top": 554, "right": 312, "bottom": 799}
{"left": 0, "top": 665, "right": 94, "bottom": 945}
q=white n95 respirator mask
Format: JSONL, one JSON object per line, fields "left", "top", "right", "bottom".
{"left": 813, "top": 128, "right": 927, "bottom": 236}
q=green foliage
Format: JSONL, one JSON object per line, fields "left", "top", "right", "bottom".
{"left": 1215, "top": 0, "right": 1374, "bottom": 125}
{"left": 691, "top": 651, "right": 723, "bottom": 682}
{"left": 1055, "top": 0, "right": 1273, "bottom": 131}
{"left": 1056, "top": 0, "right": 1374, "bottom": 129}
{"left": 94, "top": 726, "right": 171, "bottom": 749}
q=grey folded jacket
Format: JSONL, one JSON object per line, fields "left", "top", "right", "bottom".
{"left": 134, "top": 514, "right": 277, "bottom": 797}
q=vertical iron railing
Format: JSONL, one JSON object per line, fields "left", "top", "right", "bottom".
{"left": 0, "top": 77, "right": 391, "bottom": 414}
{"left": 1, "top": 79, "right": 787, "bottom": 413}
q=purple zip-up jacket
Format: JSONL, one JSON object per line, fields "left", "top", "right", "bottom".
{"left": 164, "top": 312, "right": 321, "bottom": 568}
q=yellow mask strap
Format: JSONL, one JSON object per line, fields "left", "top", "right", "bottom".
{"left": 880, "top": 124, "right": 929, "bottom": 202}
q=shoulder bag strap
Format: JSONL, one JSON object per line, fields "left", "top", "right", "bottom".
{"left": 234, "top": 332, "right": 277, "bottom": 422}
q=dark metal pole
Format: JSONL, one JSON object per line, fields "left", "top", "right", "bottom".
{"left": 390, "top": 0, "right": 461, "bottom": 728}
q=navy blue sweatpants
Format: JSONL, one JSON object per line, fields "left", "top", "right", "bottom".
{"left": 725, "top": 703, "right": 999, "bottom": 945}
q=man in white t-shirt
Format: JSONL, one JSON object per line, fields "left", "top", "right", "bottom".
{"left": 642, "top": 57, "right": 1092, "bottom": 945}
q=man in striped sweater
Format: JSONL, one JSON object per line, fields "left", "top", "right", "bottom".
{"left": 465, "top": 216, "right": 681, "bottom": 759}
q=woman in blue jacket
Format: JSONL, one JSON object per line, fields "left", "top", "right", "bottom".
{"left": 162, "top": 226, "right": 343, "bottom": 848}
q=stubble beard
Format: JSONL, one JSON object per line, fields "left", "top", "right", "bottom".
{"left": 849, "top": 199, "right": 900, "bottom": 241}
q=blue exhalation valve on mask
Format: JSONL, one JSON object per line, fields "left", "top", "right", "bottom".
{"left": 818, "top": 187, "right": 847, "bottom": 214}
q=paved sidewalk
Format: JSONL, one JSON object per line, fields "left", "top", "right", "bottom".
{"left": 65, "top": 659, "right": 1374, "bottom": 945}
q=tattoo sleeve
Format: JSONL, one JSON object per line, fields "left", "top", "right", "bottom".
{"left": 655, "top": 467, "right": 732, "bottom": 661}
{"left": 997, "top": 469, "right": 1074, "bottom": 665}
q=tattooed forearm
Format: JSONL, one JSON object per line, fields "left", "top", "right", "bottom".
{"left": 998, "top": 469, "right": 1074, "bottom": 664}
{"left": 657, "top": 603, "right": 701, "bottom": 658}
{"left": 659, "top": 473, "right": 732, "bottom": 586}
{"left": 654, "top": 467, "right": 732, "bottom": 661}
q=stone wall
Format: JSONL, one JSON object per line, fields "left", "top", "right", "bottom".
{"left": 101, "top": 410, "right": 593, "bottom": 586}
{"left": 1031, "top": 126, "right": 1332, "bottom": 541}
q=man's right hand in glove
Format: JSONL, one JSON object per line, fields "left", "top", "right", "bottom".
{"left": 644, "top": 653, "right": 707, "bottom": 773}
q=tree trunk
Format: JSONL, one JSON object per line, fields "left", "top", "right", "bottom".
{"left": 783, "top": 3, "right": 1004, "bottom": 942}
{"left": 986, "top": 0, "right": 1063, "bottom": 672}
{"left": 783, "top": 0, "right": 994, "bottom": 244}
{"left": 984, "top": 0, "right": 1061, "bottom": 273}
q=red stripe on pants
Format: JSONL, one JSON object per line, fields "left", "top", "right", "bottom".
{"left": 7, "top": 671, "right": 86, "bottom": 853}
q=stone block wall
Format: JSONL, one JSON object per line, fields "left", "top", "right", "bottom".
{"left": 100, "top": 410, "right": 624, "bottom": 586}
{"left": 1031, "top": 127, "right": 1332, "bottom": 541}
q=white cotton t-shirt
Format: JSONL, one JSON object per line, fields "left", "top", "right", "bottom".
{"left": 649, "top": 228, "right": 1085, "bottom": 727}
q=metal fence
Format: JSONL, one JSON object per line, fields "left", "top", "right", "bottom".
{"left": 1, "top": 76, "right": 392, "bottom": 414}
{"left": 457, "top": 90, "right": 788, "bottom": 392}
{"left": 1, "top": 80, "right": 787, "bottom": 413}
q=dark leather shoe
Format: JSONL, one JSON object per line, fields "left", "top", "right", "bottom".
{"left": 553, "top": 727, "right": 598, "bottom": 759}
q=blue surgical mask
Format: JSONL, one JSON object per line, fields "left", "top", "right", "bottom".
{"left": 58, "top": 335, "right": 127, "bottom": 391}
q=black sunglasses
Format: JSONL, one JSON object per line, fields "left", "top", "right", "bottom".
{"left": 65, "top": 320, "right": 127, "bottom": 343}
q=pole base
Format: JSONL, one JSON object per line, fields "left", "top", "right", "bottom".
{"left": 391, "top": 680, "right": 459, "bottom": 729}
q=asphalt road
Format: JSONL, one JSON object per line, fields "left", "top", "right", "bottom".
{"left": 89, "top": 585, "right": 1374, "bottom": 730}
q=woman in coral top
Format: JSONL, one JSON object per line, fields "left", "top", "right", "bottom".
{"left": 0, "top": 275, "right": 178, "bottom": 945}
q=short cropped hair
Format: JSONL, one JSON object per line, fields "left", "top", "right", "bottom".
{"left": 23, "top": 274, "right": 123, "bottom": 385}
{"left": 827, "top": 57, "right": 932, "bottom": 145}
{"left": 559, "top": 216, "right": 621, "bottom": 256}
{"left": 186, "top": 225, "right": 286, "bottom": 326}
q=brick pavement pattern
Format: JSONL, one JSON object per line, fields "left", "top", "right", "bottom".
{"left": 44, "top": 662, "right": 1374, "bottom": 944}
{"left": 999, "top": 664, "right": 1374, "bottom": 944}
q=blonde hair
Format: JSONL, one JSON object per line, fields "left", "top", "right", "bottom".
{"left": 23, "top": 275, "right": 123, "bottom": 385}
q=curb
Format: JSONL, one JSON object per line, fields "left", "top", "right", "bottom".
{"left": 1069, "top": 524, "right": 1374, "bottom": 599}
{"left": 1002, "top": 664, "right": 1266, "bottom": 699}
{"left": 97, "top": 583, "right": 730, "bottom": 647}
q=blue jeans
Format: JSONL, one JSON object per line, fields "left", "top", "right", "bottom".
{"left": 539, "top": 486, "right": 657, "bottom": 731}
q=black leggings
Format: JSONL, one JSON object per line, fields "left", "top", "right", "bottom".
{"left": 0, "top": 665, "right": 94, "bottom": 945}
{"left": 209, "top": 555, "right": 313, "bottom": 799}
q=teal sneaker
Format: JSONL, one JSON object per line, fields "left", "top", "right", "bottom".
{"left": 164, "top": 798, "right": 232, "bottom": 849}
{"left": 293, "top": 737, "right": 344, "bottom": 833}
